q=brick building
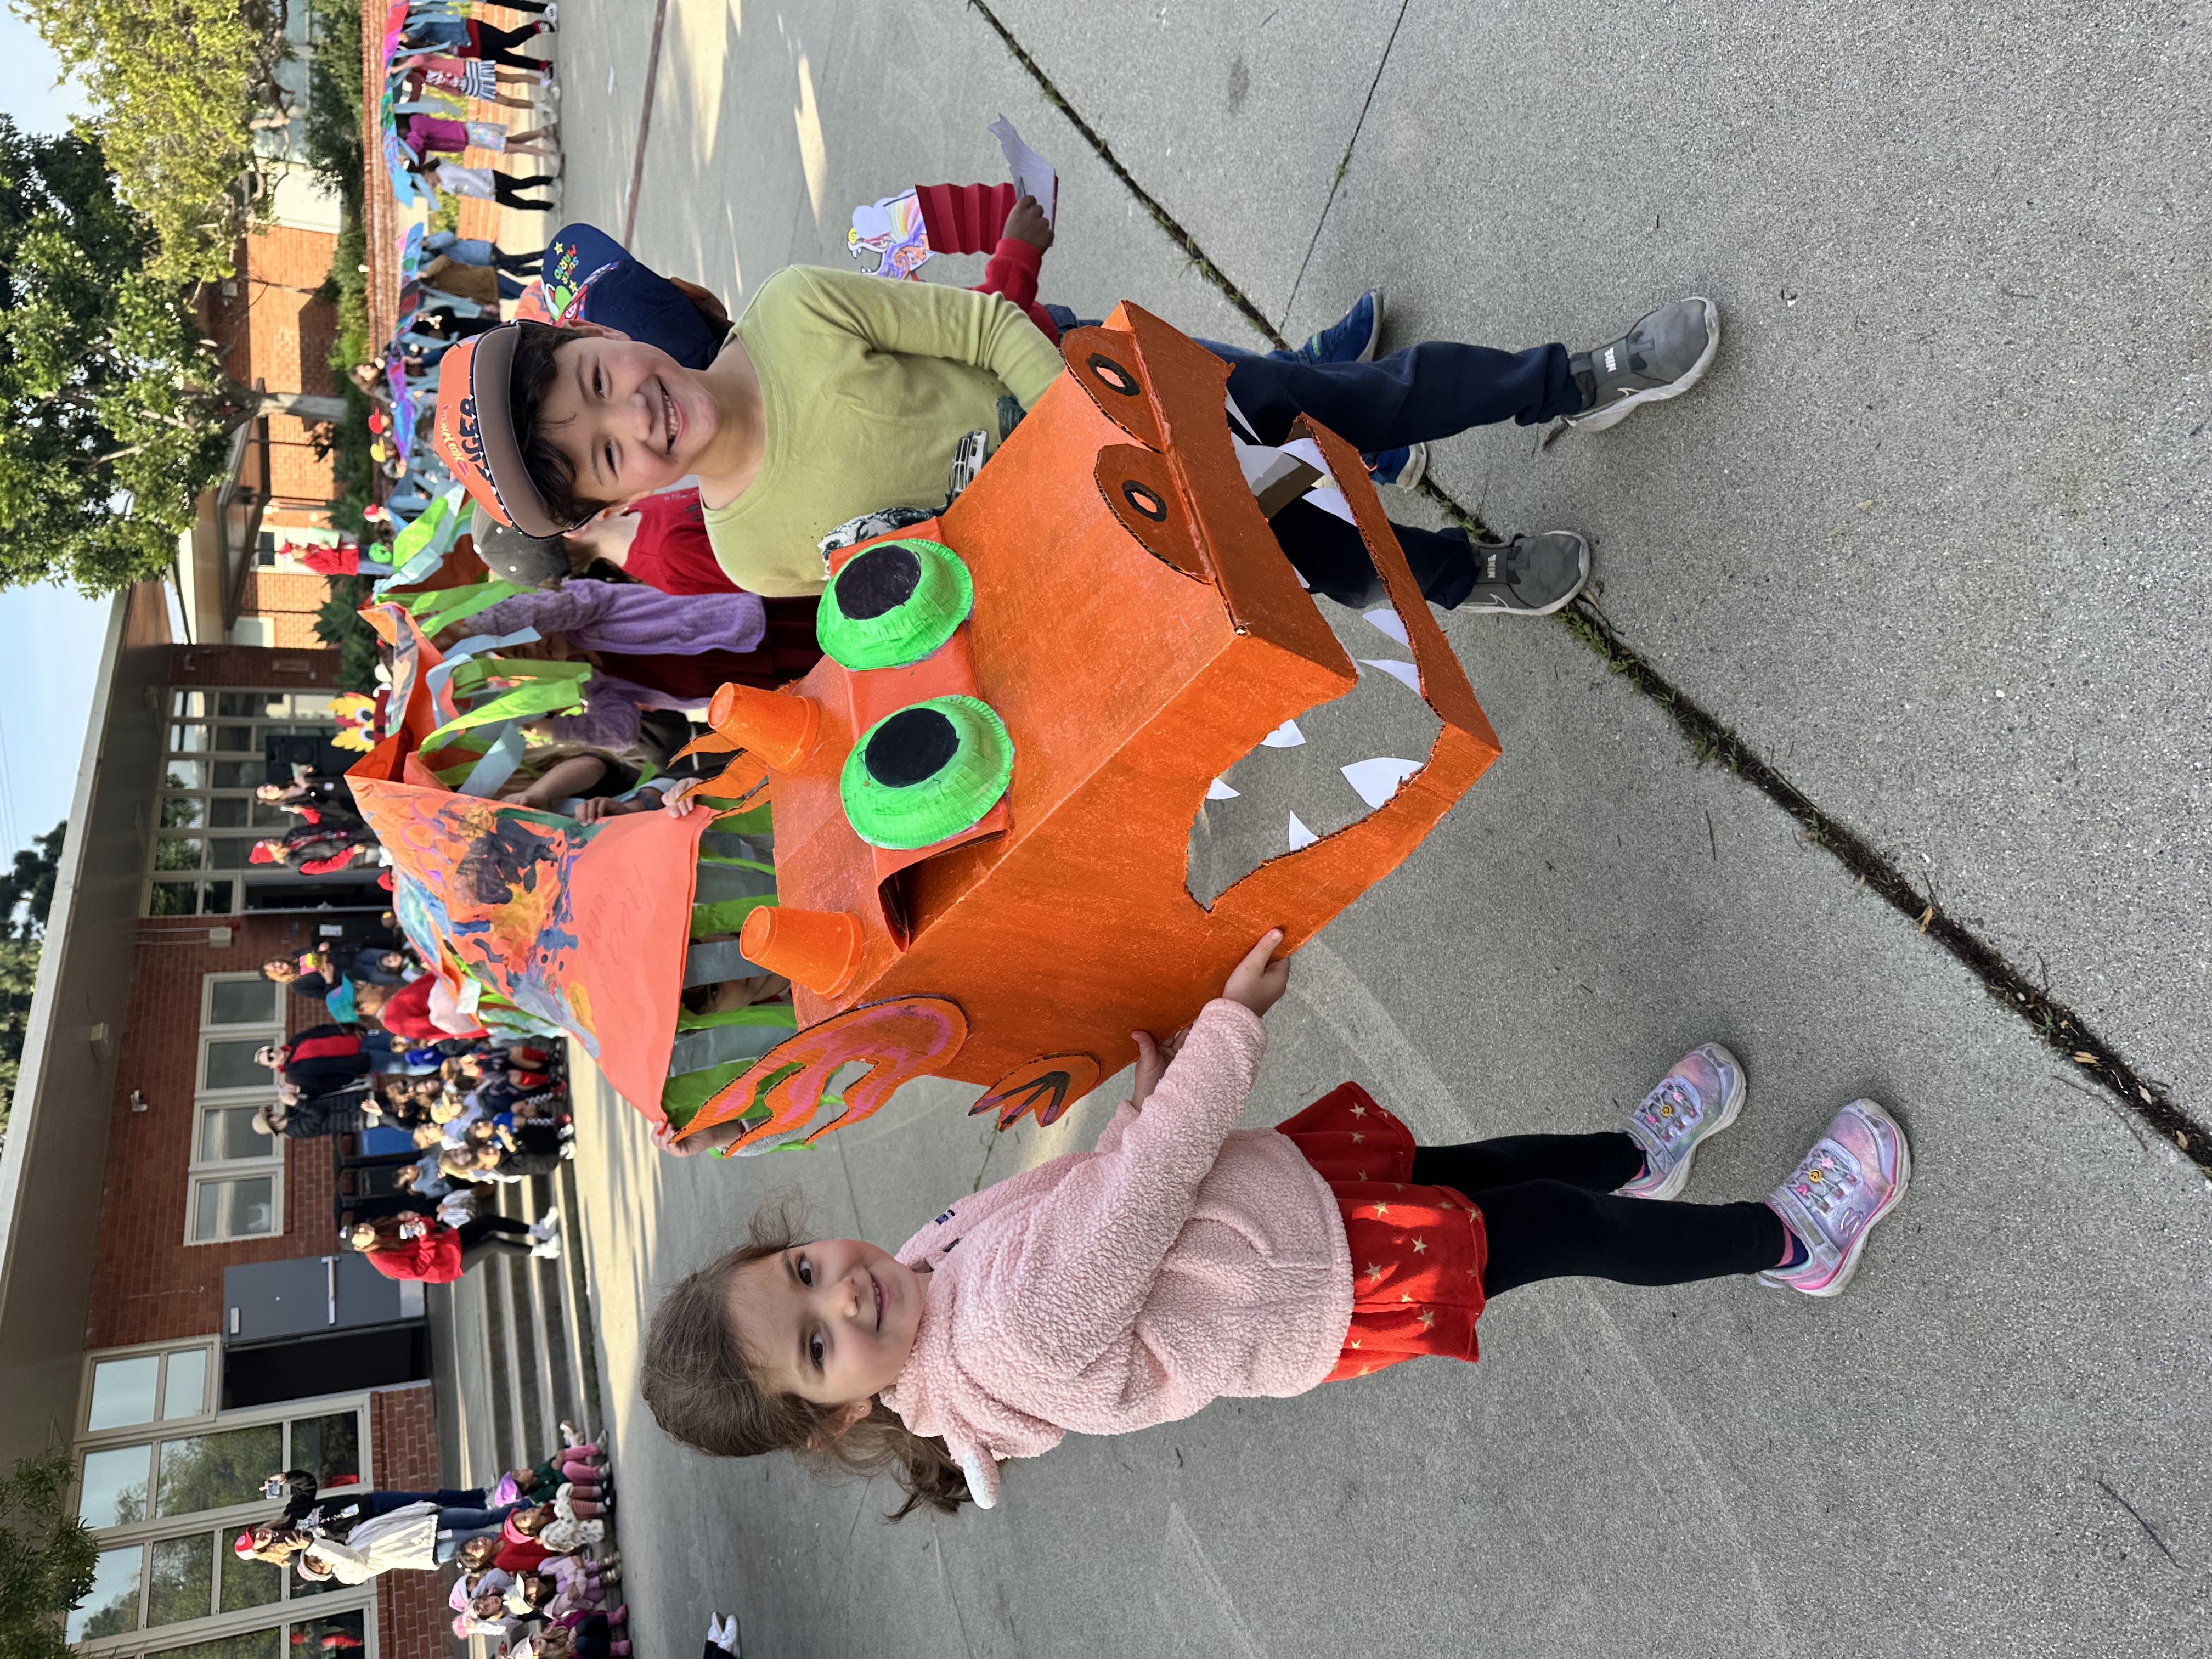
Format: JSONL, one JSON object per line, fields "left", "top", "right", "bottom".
{"left": 0, "top": 584, "right": 455, "bottom": 1659}
{"left": 179, "top": 172, "right": 354, "bottom": 652}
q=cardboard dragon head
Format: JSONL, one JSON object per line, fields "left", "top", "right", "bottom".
{"left": 679, "top": 303, "right": 1502, "bottom": 1154}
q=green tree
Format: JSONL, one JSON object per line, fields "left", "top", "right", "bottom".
{"left": 0, "top": 119, "right": 264, "bottom": 592}
{"left": 0, "top": 1451, "right": 99, "bottom": 1659}
{"left": 15, "top": 0, "right": 294, "bottom": 284}
{"left": 0, "top": 821, "right": 66, "bottom": 1137}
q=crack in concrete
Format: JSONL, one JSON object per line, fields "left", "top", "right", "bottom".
{"left": 1281, "top": 0, "right": 1410, "bottom": 327}
{"left": 966, "top": 0, "right": 1285, "bottom": 348}
{"left": 2092, "top": 1476, "right": 2179, "bottom": 1566}
{"left": 968, "top": 0, "right": 2211, "bottom": 1173}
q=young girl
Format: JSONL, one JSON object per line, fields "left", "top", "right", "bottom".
{"left": 642, "top": 930, "right": 1910, "bottom": 1513}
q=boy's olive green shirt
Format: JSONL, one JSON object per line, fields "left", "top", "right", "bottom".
{"left": 703, "top": 265, "right": 1066, "bottom": 596}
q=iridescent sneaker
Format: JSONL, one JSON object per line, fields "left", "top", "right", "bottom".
{"left": 1759, "top": 1100, "right": 1911, "bottom": 1297}
{"left": 1617, "top": 1043, "right": 1745, "bottom": 1200}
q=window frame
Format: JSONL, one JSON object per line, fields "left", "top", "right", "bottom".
{"left": 67, "top": 1564, "right": 377, "bottom": 1659}
{"left": 78, "top": 1342, "right": 220, "bottom": 1439}
{"left": 184, "top": 974, "right": 286, "bottom": 1247}
{"left": 72, "top": 1387, "right": 376, "bottom": 1545}
{"left": 144, "top": 689, "right": 348, "bottom": 918}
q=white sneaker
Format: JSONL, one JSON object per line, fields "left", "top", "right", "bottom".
{"left": 1616, "top": 1044, "right": 1746, "bottom": 1200}
{"left": 531, "top": 1205, "right": 561, "bottom": 1239}
{"left": 1759, "top": 1100, "right": 1911, "bottom": 1297}
{"left": 530, "top": 1237, "right": 562, "bottom": 1261}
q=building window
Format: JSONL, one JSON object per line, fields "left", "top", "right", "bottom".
{"left": 146, "top": 691, "right": 342, "bottom": 919}
{"left": 84, "top": 1346, "right": 214, "bottom": 1435}
{"left": 186, "top": 975, "right": 284, "bottom": 1244}
{"left": 67, "top": 1380, "right": 374, "bottom": 1659}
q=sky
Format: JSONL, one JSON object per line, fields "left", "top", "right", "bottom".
{"left": 0, "top": 11, "right": 120, "bottom": 854}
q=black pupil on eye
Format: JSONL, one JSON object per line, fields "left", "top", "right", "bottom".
{"left": 864, "top": 707, "right": 958, "bottom": 788}
{"left": 836, "top": 545, "right": 923, "bottom": 619}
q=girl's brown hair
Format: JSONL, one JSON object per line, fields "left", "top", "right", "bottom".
{"left": 639, "top": 1198, "right": 974, "bottom": 1519}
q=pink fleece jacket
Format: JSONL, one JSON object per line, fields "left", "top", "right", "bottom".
{"left": 879, "top": 1000, "right": 1352, "bottom": 1507}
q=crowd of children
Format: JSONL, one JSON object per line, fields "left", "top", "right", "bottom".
{"left": 234, "top": 1426, "right": 625, "bottom": 1659}
{"left": 242, "top": 755, "right": 586, "bottom": 1280}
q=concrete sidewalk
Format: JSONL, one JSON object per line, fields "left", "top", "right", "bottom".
{"left": 551, "top": 2, "right": 2212, "bottom": 1652}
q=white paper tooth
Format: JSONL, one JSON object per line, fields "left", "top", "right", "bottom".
{"left": 1206, "top": 777, "right": 1240, "bottom": 800}
{"left": 1363, "top": 608, "right": 1409, "bottom": 645}
{"left": 1260, "top": 719, "right": 1306, "bottom": 748}
{"left": 1358, "top": 658, "right": 1421, "bottom": 692}
{"left": 1287, "top": 811, "right": 1319, "bottom": 850}
{"left": 1341, "top": 757, "right": 1424, "bottom": 809}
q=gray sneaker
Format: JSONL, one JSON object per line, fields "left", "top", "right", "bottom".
{"left": 1565, "top": 297, "right": 1720, "bottom": 432}
{"left": 1458, "top": 531, "right": 1589, "bottom": 617}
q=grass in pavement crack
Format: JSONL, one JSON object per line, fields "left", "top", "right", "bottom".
{"left": 1549, "top": 595, "right": 2211, "bottom": 1173}
{"left": 970, "top": 0, "right": 2208, "bottom": 1173}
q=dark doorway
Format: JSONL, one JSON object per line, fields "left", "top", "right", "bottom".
{"left": 223, "top": 1325, "right": 432, "bottom": 1408}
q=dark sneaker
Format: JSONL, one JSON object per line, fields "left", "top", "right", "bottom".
{"left": 1301, "top": 290, "right": 1383, "bottom": 364}
{"left": 1565, "top": 297, "right": 1719, "bottom": 432}
{"left": 1364, "top": 442, "right": 1427, "bottom": 489}
{"left": 1458, "top": 530, "right": 1588, "bottom": 616}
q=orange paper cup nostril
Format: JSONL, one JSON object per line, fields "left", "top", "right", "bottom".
{"left": 740, "top": 905, "right": 864, "bottom": 997}
{"left": 707, "top": 682, "right": 823, "bottom": 770}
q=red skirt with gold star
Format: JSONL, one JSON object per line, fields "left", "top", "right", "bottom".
{"left": 1275, "top": 1083, "right": 1487, "bottom": 1383}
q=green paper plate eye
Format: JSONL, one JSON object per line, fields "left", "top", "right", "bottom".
{"left": 816, "top": 539, "right": 974, "bottom": 670}
{"left": 840, "top": 695, "right": 1014, "bottom": 850}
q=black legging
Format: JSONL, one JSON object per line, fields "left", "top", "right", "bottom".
{"left": 570, "top": 1613, "right": 618, "bottom": 1659}
{"left": 491, "top": 173, "right": 557, "bottom": 211}
{"left": 492, "top": 246, "right": 543, "bottom": 274}
{"left": 1409, "top": 1132, "right": 1785, "bottom": 1297}
{"left": 470, "top": 21, "right": 546, "bottom": 62}
{"left": 456, "top": 1214, "right": 535, "bottom": 1272}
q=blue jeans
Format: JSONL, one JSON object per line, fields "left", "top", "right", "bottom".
{"left": 427, "top": 1503, "right": 518, "bottom": 1531}
{"left": 1220, "top": 344, "right": 1577, "bottom": 607}
{"left": 1046, "top": 305, "right": 1574, "bottom": 606}
{"left": 361, "top": 1032, "right": 439, "bottom": 1075}
{"left": 364, "top": 1488, "right": 484, "bottom": 1516}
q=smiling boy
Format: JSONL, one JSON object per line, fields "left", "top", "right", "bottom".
{"left": 433, "top": 262, "right": 1063, "bottom": 596}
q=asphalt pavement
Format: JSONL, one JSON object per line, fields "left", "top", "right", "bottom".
{"left": 549, "top": 3, "right": 2212, "bottom": 1653}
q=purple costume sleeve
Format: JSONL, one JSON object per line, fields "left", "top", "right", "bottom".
{"left": 531, "top": 672, "right": 693, "bottom": 750}
{"left": 472, "top": 579, "right": 765, "bottom": 656}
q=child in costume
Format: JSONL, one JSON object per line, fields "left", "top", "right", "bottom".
{"left": 436, "top": 184, "right": 1714, "bottom": 616}
{"left": 641, "top": 931, "right": 1911, "bottom": 1513}
{"left": 499, "top": 1440, "right": 608, "bottom": 1510}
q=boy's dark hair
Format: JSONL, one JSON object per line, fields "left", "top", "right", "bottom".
{"left": 509, "top": 321, "right": 616, "bottom": 533}
{"left": 639, "top": 1197, "right": 974, "bottom": 1519}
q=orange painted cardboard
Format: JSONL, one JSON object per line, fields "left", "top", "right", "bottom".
{"left": 686, "top": 303, "right": 1500, "bottom": 1149}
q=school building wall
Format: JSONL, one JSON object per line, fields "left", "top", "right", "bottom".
{"left": 168, "top": 642, "right": 346, "bottom": 694}
{"left": 236, "top": 569, "right": 340, "bottom": 651}
{"left": 86, "top": 644, "right": 350, "bottom": 1349}
{"left": 200, "top": 222, "right": 340, "bottom": 514}
{"left": 86, "top": 911, "right": 351, "bottom": 1350}
{"left": 369, "top": 1385, "right": 447, "bottom": 1659}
